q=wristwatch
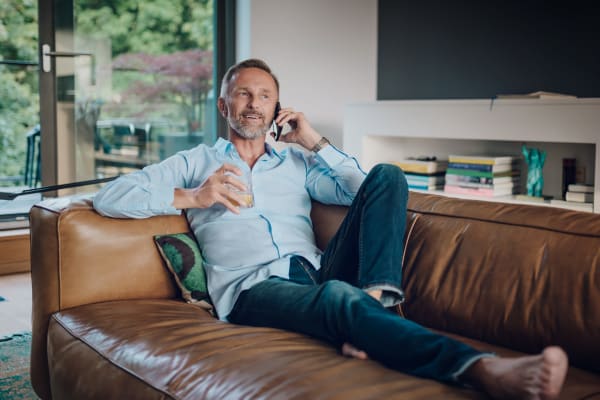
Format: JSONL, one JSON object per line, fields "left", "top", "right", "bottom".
{"left": 311, "top": 136, "right": 330, "bottom": 153}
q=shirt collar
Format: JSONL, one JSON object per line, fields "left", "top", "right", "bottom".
{"left": 264, "top": 141, "right": 284, "bottom": 160}
{"left": 214, "top": 137, "right": 233, "bottom": 155}
{"left": 214, "top": 137, "right": 283, "bottom": 161}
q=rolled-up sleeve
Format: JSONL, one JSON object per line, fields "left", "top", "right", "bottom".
{"left": 305, "top": 144, "right": 366, "bottom": 206}
{"left": 93, "top": 152, "right": 190, "bottom": 218}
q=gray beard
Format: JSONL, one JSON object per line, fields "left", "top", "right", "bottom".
{"left": 228, "top": 115, "right": 270, "bottom": 139}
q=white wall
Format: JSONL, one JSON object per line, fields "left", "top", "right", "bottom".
{"left": 237, "top": 0, "right": 378, "bottom": 148}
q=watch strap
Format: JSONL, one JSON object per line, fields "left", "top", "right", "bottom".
{"left": 311, "top": 136, "right": 330, "bottom": 153}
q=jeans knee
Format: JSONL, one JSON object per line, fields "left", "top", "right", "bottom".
{"left": 319, "top": 280, "right": 367, "bottom": 309}
{"left": 370, "top": 163, "right": 406, "bottom": 182}
{"left": 365, "top": 164, "right": 408, "bottom": 198}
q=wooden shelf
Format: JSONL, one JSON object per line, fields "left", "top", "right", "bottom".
{"left": 409, "top": 189, "right": 593, "bottom": 213}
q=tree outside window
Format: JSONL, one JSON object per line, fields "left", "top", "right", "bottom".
{"left": 76, "top": 0, "right": 214, "bottom": 139}
{"left": 0, "top": 0, "right": 39, "bottom": 186}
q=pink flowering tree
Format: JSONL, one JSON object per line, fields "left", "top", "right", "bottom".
{"left": 112, "top": 49, "right": 213, "bottom": 134}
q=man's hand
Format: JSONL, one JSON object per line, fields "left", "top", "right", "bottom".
{"left": 274, "top": 107, "right": 324, "bottom": 151}
{"left": 173, "top": 163, "right": 248, "bottom": 214}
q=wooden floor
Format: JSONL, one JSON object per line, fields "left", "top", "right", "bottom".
{"left": 0, "top": 272, "right": 32, "bottom": 338}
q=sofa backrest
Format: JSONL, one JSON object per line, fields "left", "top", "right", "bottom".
{"left": 402, "top": 192, "right": 600, "bottom": 374}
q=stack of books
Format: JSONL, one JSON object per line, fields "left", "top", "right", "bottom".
{"left": 550, "top": 184, "right": 594, "bottom": 212}
{"left": 390, "top": 158, "right": 448, "bottom": 191}
{"left": 444, "top": 155, "right": 520, "bottom": 197}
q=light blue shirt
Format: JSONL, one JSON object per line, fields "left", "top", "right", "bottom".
{"left": 93, "top": 138, "right": 366, "bottom": 320}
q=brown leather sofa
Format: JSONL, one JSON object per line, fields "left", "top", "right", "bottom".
{"left": 30, "top": 192, "right": 600, "bottom": 399}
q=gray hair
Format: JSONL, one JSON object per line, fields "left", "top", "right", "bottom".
{"left": 219, "top": 58, "right": 280, "bottom": 98}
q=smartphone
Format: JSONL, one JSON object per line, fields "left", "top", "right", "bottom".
{"left": 272, "top": 102, "right": 283, "bottom": 141}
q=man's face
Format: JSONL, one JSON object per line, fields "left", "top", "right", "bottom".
{"left": 222, "top": 67, "right": 278, "bottom": 140}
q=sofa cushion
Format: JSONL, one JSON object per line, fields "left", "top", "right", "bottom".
{"left": 154, "top": 232, "right": 212, "bottom": 310}
{"left": 47, "top": 300, "right": 600, "bottom": 400}
{"left": 403, "top": 192, "right": 600, "bottom": 374}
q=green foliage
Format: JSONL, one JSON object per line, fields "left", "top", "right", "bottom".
{"left": 75, "top": 0, "right": 214, "bottom": 134}
{"left": 0, "top": 0, "right": 214, "bottom": 183}
{"left": 75, "top": 0, "right": 213, "bottom": 56}
{"left": 0, "top": 0, "right": 39, "bottom": 185}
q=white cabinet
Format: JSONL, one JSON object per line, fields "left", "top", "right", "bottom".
{"left": 343, "top": 99, "right": 599, "bottom": 213}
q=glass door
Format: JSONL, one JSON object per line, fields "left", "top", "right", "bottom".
{"left": 1, "top": 0, "right": 221, "bottom": 227}
{"left": 41, "top": 0, "right": 216, "bottom": 189}
{"left": 0, "top": 2, "right": 40, "bottom": 189}
{"left": 0, "top": 1, "right": 41, "bottom": 227}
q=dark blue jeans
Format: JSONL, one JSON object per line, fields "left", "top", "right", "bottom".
{"left": 228, "top": 164, "right": 487, "bottom": 383}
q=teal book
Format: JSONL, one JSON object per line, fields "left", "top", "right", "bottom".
{"left": 445, "top": 168, "right": 517, "bottom": 179}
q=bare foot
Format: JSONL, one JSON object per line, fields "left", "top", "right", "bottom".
{"left": 367, "top": 289, "right": 382, "bottom": 301}
{"left": 341, "top": 290, "right": 379, "bottom": 360}
{"left": 342, "top": 342, "right": 368, "bottom": 360}
{"left": 464, "top": 347, "right": 568, "bottom": 400}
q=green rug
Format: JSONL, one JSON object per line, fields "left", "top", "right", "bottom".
{"left": 0, "top": 332, "right": 37, "bottom": 399}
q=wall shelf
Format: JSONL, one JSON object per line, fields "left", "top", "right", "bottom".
{"left": 343, "top": 99, "right": 599, "bottom": 213}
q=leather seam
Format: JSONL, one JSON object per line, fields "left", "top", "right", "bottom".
{"left": 407, "top": 207, "right": 599, "bottom": 238}
{"left": 398, "top": 213, "right": 419, "bottom": 318}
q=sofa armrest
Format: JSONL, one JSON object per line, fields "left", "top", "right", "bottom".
{"left": 29, "top": 197, "right": 189, "bottom": 399}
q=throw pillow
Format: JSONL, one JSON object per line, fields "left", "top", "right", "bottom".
{"left": 154, "top": 232, "right": 213, "bottom": 312}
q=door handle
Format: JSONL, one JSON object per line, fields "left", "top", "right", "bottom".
{"left": 42, "top": 44, "right": 96, "bottom": 84}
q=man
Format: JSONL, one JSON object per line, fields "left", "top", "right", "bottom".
{"left": 94, "top": 58, "right": 568, "bottom": 399}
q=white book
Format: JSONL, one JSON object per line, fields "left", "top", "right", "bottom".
{"left": 567, "top": 184, "right": 594, "bottom": 193}
{"left": 565, "top": 191, "right": 594, "bottom": 203}
{"left": 391, "top": 159, "right": 448, "bottom": 174}
{"left": 549, "top": 199, "right": 593, "bottom": 212}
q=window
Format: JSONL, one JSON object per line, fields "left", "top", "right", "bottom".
{"left": 66, "top": 0, "right": 217, "bottom": 180}
{"left": 0, "top": 1, "right": 39, "bottom": 188}
{"left": 0, "top": 0, "right": 233, "bottom": 227}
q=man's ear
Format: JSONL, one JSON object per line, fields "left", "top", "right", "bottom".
{"left": 217, "top": 97, "right": 228, "bottom": 118}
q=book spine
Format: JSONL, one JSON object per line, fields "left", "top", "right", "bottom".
{"left": 565, "top": 192, "right": 594, "bottom": 203}
{"left": 444, "top": 184, "right": 515, "bottom": 197}
{"left": 406, "top": 176, "right": 445, "bottom": 184}
{"left": 403, "top": 171, "right": 446, "bottom": 177}
{"left": 447, "top": 162, "right": 492, "bottom": 172}
{"left": 448, "top": 158, "right": 496, "bottom": 165}
{"left": 549, "top": 200, "right": 593, "bottom": 212}
{"left": 408, "top": 184, "right": 444, "bottom": 191}
{"left": 446, "top": 168, "right": 494, "bottom": 178}
{"left": 448, "top": 156, "right": 514, "bottom": 165}
{"left": 444, "top": 181, "right": 494, "bottom": 189}
{"left": 444, "top": 185, "right": 496, "bottom": 196}
{"left": 567, "top": 184, "right": 594, "bottom": 193}
{"left": 445, "top": 174, "right": 494, "bottom": 184}
{"left": 391, "top": 163, "right": 435, "bottom": 174}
